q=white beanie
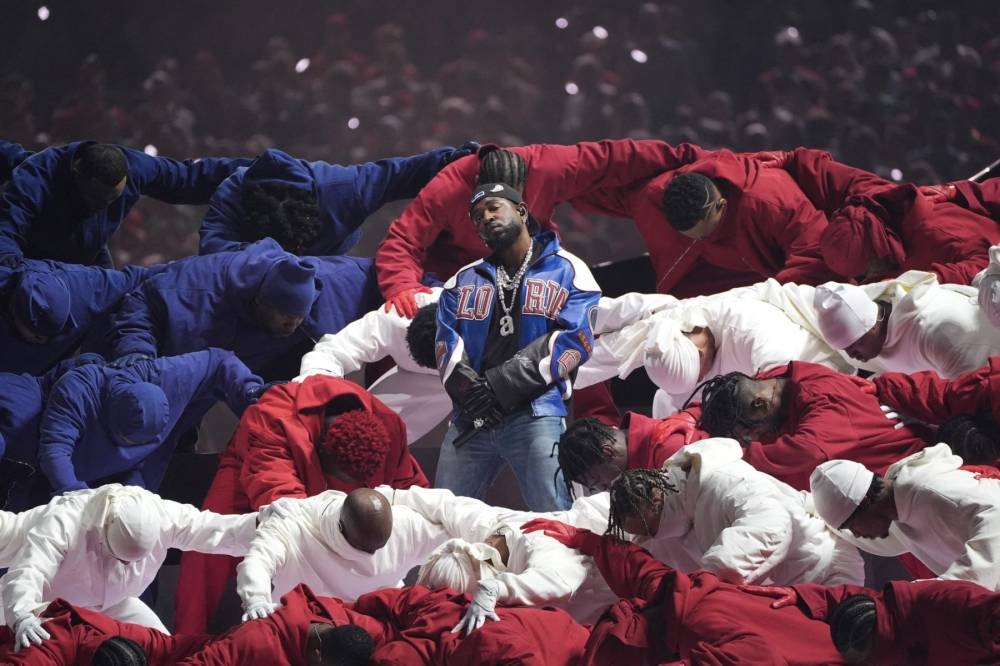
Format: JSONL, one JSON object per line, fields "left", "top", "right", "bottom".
{"left": 416, "top": 538, "right": 504, "bottom": 594}
{"left": 103, "top": 491, "right": 161, "bottom": 562}
{"left": 809, "top": 459, "right": 875, "bottom": 528}
{"left": 644, "top": 317, "right": 702, "bottom": 394}
{"left": 813, "top": 282, "right": 879, "bottom": 349}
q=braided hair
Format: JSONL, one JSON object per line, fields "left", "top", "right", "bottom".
{"left": 606, "top": 469, "right": 677, "bottom": 542}
{"left": 319, "top": 624, "right": 376, "bottom": 665}
{"left": 695, "top": 371, "right": 755, "bottom": 438}
{"left": 938, "top": 412, "right": 1000, "bottom": 465}
{"left": 662, "top": 172, "right": 715, "bottom": 231}
{"left": 93, "top": 636, "right": 148, "bottom": 666}
{"left": 555, "top": 417, "right": 618, "bottom": 499}
{"left": 829, "top": 594, "right": 878, "bottom": 663}
{"left": 477, "top": 149, "right": 527, "bottom": 190}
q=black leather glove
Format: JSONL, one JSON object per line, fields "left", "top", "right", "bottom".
{"left": 443, "top": 141, "right": 480, "bottom": 166}
{"left": 461, "top": 377, "right": 504, "bottom": 423}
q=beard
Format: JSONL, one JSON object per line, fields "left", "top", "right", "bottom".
{"left": 483, "top": 221, "right": 522, "bottom": 251}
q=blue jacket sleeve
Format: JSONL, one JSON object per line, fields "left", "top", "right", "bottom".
{"left": 125, "top": 149, "right": 250, "bottom": 204}
{"left": 485, "top": 263, "right": 601, "bottom": 412}
{"left": 0, "top": 141, "right": 31, "bottom": 181}
{"left": 0, "top": 159, "right": 53, "bottom": 260}
{"left": 37, "top": 369, "right": 99, "bottom": 493}
{"left": 107, "top": 281, "right": 166, "bottom": 358}
{"left": 197, "top": 171, "right": 247, "bottom": 255}
{"left": 314, "top": 147, "right": 453, "bottom": 233}
{"left": 198, "top": 348, "right": 263, "bottom": 416}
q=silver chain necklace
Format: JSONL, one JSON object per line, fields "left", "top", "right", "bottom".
{"left": 495, "top": 244, "right": 533, "bottom": 336}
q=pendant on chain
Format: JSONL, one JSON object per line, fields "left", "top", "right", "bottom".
{"left": 499, "top": 314, "right": 515, "bottom": 336}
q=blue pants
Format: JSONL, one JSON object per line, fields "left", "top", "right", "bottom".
{"left": 435, "top": 410, "right": 570, "bottom": 511}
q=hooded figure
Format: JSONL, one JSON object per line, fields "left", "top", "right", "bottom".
{"left": 0, "top": 355, "right": 105, "bottom": 509}
{"left": 0, "top": 260, "right": 152, "bottom": 375}
{"left": 611, "top": 439, "right": 863, "bottom": 587}
{"left": 0, "top": 141, "right": 247, "bottom": 267}
{"left": 0, "top": 484, "right": 257, "bottom": 637}
{"left": 199, "top": 145, "right": 460, "bottom": 256}
{"left": 814, "top": 271, "right": 1000, "bottom": 378}
{"left": 34, "top": 349, "right": 262, "bottom": 501}
{"left": 103, "top": 238, "right": 381, "bottom": 374}
{"left": 778, "top": 147, "right": 1000, "bottom": 286}
{"left": 174, "top": 377, "right": 428, "bottom": 635}
{"left": 810, "top": 444, "right": 1000, "bottom": 590}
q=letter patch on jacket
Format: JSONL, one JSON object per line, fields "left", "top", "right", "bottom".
{"left": 457, "top": 285, "right": 495, "bottom": 321}
{"left": 557, "top": 349, "right": 582, "bottom": 378}
{"left": 522, "top": 278, "right": 569, "bottom": 320}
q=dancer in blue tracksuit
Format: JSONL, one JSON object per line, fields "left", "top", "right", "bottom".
{"left": 0, "top": 259, "right": 155, "bottom": 374}
{"left": 199, "top": 143, "right": 475, "bottom": 256}
{"left": 31, "top": 349, "right": 264, "bottom": 506}
{"left": 0, "top": 354, "right": 105, "bottom": 508}
{"left": 435, "top": 182, "right": 602, "bottom": 511}
{"left": 0, "top": 141, "right": 247, "bottom": 267}
{"left": 104, "top": 238, "right": 382, "bottom": 374}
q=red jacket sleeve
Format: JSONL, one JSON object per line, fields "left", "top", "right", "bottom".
{"left": 790, "top": 583, "right": 872, "bottom": 622}
{"left": 780, "top": 148, "right": 894, "bottom": 214}
{"left": 375, "top": 156, "right": 481, "bottom": 298}
{"left": 952, "top": 179, "right": 1000, "bottom": 221}
{"left": 873, "top": 364, "right": 995, "bottom": 425}
{"left": 584, "top": 534, "right": 677, "bottom": 601}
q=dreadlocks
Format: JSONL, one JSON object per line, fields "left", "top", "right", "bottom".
{"left": 606, "top": 468, "right": 677, "bottom": 542}
{"left": 696, "top": 371, "right": 755, "bottom": 438}
{"left": 555, "top": 417, "right": 618, "bottom": 499}
{"left": 829, "top": 594, "right": 878, "bottom": 663}
{"left": 93, "top": 636, "right": 148, "bottom": 666}
{"left": 477, "top": 148, "right": 528, "bottom": 190}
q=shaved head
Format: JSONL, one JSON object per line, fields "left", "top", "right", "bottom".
{"left": 341, "top": 488, "right": 393, "bottom": 553}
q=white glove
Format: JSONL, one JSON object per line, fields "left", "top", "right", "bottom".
{"left": 14, "top": 615, "right": 50, "bottom": 651}
{"left": 241, "top": 600, "right": 281, "bottom": 622}
{"left": 451, "top": 579, "right": 502, "bottom": 636}
{"left": 256, "top": 497, "right": 300, "bottom": 524}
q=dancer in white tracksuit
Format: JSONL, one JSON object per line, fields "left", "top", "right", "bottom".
{"left": 811, "top": 443, "right": 1000, "bottom": 590}
{"left": 605, "top": 438, "right": 865, "bottom": 586}
{"left": 814, "top": 270, "right": 1000, "bottom": 378}
{"left": 236, "top": 487, "right": 448, "bottom": 619}
{"left": 0, "top": 484, "right": 257, "bottom": 648}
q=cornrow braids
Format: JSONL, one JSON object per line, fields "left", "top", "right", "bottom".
{"left": 555, "top": 417, "right": 618, "bottom": 499}
{"left": 477, "top": 149, "right": 527, "bottom": 190}
{"left": 93, "top": 636, "right": 149, "bottom": 666}
{"left": 606, "top": 468, "right": 677, "bottom": 542}
{"left": 697, "top": 371, "right": 754, "bottom": 438}
{"left": 829, "top": 594, "right": 877, "bottom": 661}
{"left": 242, "top": 182, "right": 323, "bottom": 254}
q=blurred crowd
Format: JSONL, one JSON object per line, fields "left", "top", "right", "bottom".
{"left": 2, "top": 0, "right": 999, "bottom": 264}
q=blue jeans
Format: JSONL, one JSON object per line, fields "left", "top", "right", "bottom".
{"left": 435, "top": 410, "right": 570, "bottom": 511}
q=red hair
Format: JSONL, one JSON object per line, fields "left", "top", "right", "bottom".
{"left": 320, "top": 409, "right": 391, "bottom": 481}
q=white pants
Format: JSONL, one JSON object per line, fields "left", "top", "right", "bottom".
{"left": 101, "top": 596, "right": 169, "bottom": 633}
{"left": 368, "top": 367, "right": 452, "bottom": 444}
